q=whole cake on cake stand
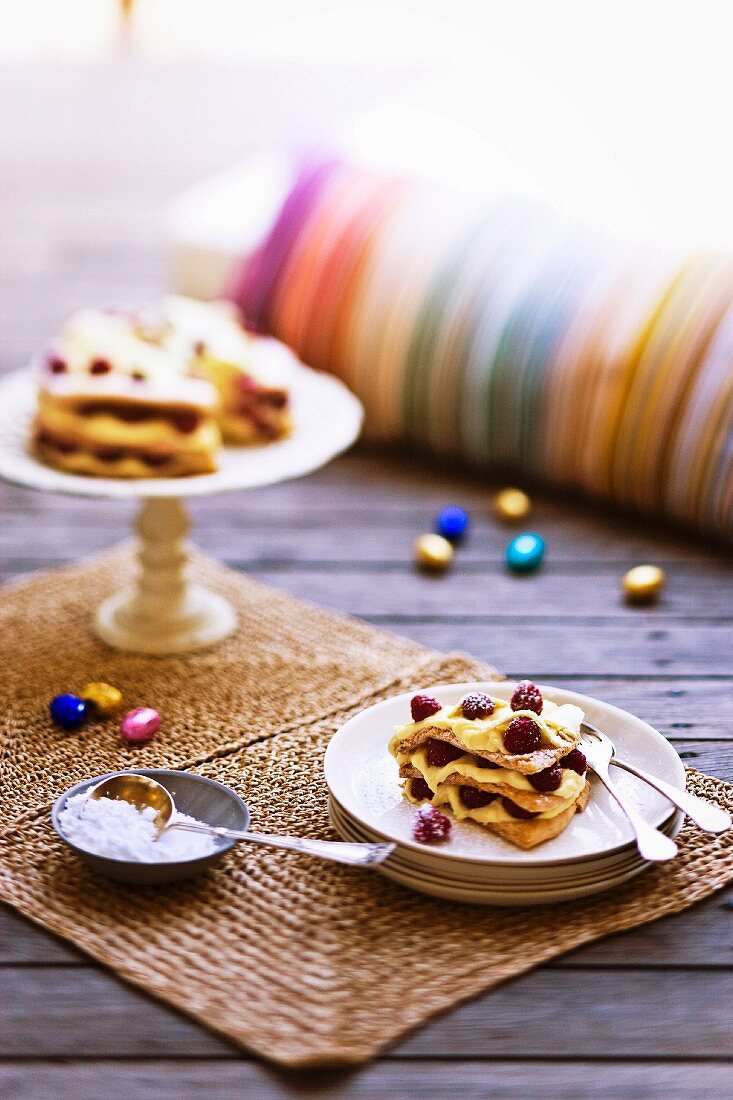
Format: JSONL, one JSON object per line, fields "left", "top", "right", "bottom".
{"left": 0, "top": 354, "right": 362, "bottom": 655}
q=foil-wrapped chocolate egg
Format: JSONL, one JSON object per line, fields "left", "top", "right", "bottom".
{"left": 506, "top": 532, "right": 545, "bottom": 573}
{"left": 413, "top": 533, "right": 454, "bottom": 573}
{"left": 120, "top": 707, "right": 160, "bottom": 744}
{"left": 49, "top": 693, "right": 88, "bottom": 730}
{"left": 81, "top": 681, "right": 123, "bottom": 716}
{"left": 622, "top": 565, "right": 666, "bottom": 604}
{"left": 435, "top": 505, "right": 469, "bottom": 543}
{"left": 493, "top": 488, "right": 532, "bottom": 524}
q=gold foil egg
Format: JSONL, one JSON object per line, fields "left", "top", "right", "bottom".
{"left": 493, "top": 488, "right": 532, "bottom": 523}
{"left": 81, "top": 681, "right": 123, "bottom": 715}
{"left": 622, "top": 565, "right": 666, "bottom": 605}
{"left": 413, "top": 533, "right": 454, "bottom": 573}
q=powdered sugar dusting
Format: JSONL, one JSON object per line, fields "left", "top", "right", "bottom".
{"left": 58, "top": 792, "right": 220, "bottom": 863}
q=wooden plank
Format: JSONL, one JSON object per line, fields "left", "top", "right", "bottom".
{"left": 0, "top": 908, "right": 81, "bottom": 965}
{"left": 1, "top": 557, "right": 730, "bottom": 622}
{"left": 1, "top": 505, "right": 728, "bottom": 569}
{"left": 0, "top": 1061, "right": 731, "bottom": 1100}
{"left": 235, "top": 567, "right": 731, "bottom": 620}
{"left": 0, "top": 453, "right": 730, "bottom": 567}
{"left": 1, "top": 966, "right": 731, "bottom": 1058}
{"left": 540, "top": 682, "right": 733, "bottom": 741}
{"left": 336, "top": 620, "right": 733, "bottom": 677}
{"left": 394, "top": 969, "right": 733, "bottom": 1058}
{"left": 0, "top": 966, "right": 234, "bottom": 1057}
{"left": 665, "top": 741, "right": 733, "bottom": 776}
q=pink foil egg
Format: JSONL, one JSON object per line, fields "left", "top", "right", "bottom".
{"left": 120, "top": 707, "right": 160, "bottom": 744}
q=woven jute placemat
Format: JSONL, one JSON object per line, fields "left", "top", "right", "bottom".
{"left": 1, "top": 549, "right": 732, "bottom": 1067}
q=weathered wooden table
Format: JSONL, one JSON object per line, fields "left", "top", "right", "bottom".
{"left": 1, "top": 63, "right": 731, "bottom": 1099}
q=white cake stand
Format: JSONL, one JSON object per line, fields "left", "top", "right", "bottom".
{"left": 0, "top": 354, "right": 363, "bottom": 655}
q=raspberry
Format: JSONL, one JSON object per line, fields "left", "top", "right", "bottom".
{"left": 503, "top": 716, "right": 542, "bottom": 754}
{"left": 413, "top": 804, "right": 452, "bottom": 843}
{"left": 426, "top": 739, "right": 464, "bottom": 768}
{"left": 476, "top": 757, "right": 500, "bottom": 769}
{"left": 561, "top": 748, "right": 587, "bottom": 775}
{"left": 461, "top": 692, "right": 495, "bottom": 720}
{"left": 510, "top": 680, "right": 543, "bottom": 714}
{"left": 410, "top": 694, "right": 442, "bottom": 722}
{"left": 459, "top": 785, "right": 497, "bottom": 809}
{"left": 89, "top": 358, "right": 111, "bottom": 375}
{"left": 410, "top": 777, "right": 433, "bottom": 801}
{"left": 528, "top": 762, "right": 563, "bottom": 792}
{"left": 501, "top": 797, "right": 539, "bottom": 820}
{"left": 48, "top": 356, "right": 66, "bottom": 374}
{"left": 174, "top": 411, "right": 200, "bottom": 434}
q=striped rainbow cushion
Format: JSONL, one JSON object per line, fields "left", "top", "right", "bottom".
{"left": 228, "top": 156, "right": 733, "bottom": 544}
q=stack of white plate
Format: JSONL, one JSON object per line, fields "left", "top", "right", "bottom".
{"left": 324, "top": 682, "right": 685, "bottom": 905}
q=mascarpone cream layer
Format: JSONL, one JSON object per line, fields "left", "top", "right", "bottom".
{"left": 406, "top": 780, "right": 579, "bottom": 823}
{"left": 402, "top": 747, "right": 586, "bottom": 801}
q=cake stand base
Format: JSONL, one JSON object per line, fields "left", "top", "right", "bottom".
{"left": 94, "top": 497, "right": 237, "bottom": 655}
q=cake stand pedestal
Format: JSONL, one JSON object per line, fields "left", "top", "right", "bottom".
{"left": 95, "top": 497, "right": 238, "bottom": 654}
{"left": 0, "top": 355, "right": 362, "bottom": 655}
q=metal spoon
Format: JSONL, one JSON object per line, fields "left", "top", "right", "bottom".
{"left": 582, "top": 723, "right": 731, "bottom": 834}
{"left": 89, "top": 773, "right": 394, "bottom": 868}
{"left": 578, "top": 732, "right": 678, "bottom": 861}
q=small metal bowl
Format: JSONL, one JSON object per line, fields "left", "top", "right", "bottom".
{"left": 52, "top": 768, "right": 250, "bottom": 885}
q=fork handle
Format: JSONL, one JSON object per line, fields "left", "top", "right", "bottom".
{"left": 169, "top": 822, "right": 394, "bottom": 867}
{"left": 610, "top": 758, "right": 731, "bottom": 834}
{"left": 588, "top": 765, "right": 678, "bottom": 862}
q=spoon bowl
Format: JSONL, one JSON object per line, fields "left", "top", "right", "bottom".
{"left": 89, "top": 772, "right": 175, "bottom": 833}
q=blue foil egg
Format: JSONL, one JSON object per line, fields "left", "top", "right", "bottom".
{"left": 506, "top": 532, "right": 545, "bottom": 574}
{"left": 49, "top": 693, "right": 88, "bottom": 729}
{"left": 435, "top": 505, "right": 469, "bottom": 543}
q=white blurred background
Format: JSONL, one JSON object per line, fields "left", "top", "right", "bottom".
{"left": 3, "top": 0, "right": 733, "bottom": 368}
{"left": 3, "top": 0, "right": 733, "bottom": 245}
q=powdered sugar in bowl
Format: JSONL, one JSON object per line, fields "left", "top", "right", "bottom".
{"left": 52, "top": 769, "right": 249, "bottom": 885}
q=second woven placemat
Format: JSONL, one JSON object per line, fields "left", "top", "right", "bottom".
{"left": 1, "top": 550, "right": 732, "bottom": 1066}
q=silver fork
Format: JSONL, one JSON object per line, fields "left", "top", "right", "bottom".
{"left": 579, "top": 728, "right": 678, "bottom": 861}
{"left": 582, "top": 723, "right": 731, "bottom": 835}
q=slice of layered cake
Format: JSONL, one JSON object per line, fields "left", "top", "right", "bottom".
{"left": 154, "top": 296, "right": 292, "bottom": 445}
{"left": 33, "top": 309, "right": 221, "bottom": 478}
{"left": 32, "top": 297, "right": 294, "bottom": 479}
{"left": 388, "top": 682, "right": 589, "bottom": 849}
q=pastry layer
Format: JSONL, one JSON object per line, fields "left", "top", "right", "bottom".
{"left": 398, "top": 745, "right": 586, "bottom": 812}
{"left": 406, "top": 776, "right": 590, "bottom": 849}
{"left": 36, "top": 391, "right": 221, "bottom": 452}
{"left": 33, "top": 431, "right": 217, "bottom": 478}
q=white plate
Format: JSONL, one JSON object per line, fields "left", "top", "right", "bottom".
{"left": 329, "top": 795, "right": 682, "bottom": 886}
{"left": 324, "top": 681, "right": 685, "bottom": 867}
{"left": 330, "top": 801, "right": 658, "bottom": 906}
{"left": 0, "top": 355, "right": 363, "bottom": 500}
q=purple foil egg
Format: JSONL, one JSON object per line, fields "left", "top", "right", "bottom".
{"left": 120, "top": 707, "right": 160, "bottom": 744}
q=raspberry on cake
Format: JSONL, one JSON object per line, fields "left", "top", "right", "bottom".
{"left": 33, "top": 310, "right": 221, "bottom": 478}
{"left": 154, "top": 296, "right": 292, "bottom": 445}
{"left": 390, "top": 686, "right": 589, "bottom": 849}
